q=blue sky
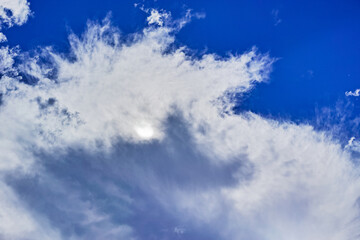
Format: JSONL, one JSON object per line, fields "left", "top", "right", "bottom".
{"left": 4, "top": 0, "right": 360, "bottom": 127}
{"left": 0, "top": 0, "right": 360, "bottom": 239}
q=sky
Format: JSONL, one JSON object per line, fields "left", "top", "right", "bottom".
{"left": 0, "top": 0, "right": 360, "bottom": 240}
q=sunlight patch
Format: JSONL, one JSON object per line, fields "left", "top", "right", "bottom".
{"left": 135, "top": 123, "right": 155, "bottom": 140}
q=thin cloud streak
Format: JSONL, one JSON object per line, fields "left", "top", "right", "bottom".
{"left": 271, "top": 9, "right": 282, "bottom": 26}
{"left": 346, "top": 89, "right": 360, "bottom": 97}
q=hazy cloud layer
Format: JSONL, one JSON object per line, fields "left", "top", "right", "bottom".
{"left": 0, "top": 2, "right": 360, "bottom": 240}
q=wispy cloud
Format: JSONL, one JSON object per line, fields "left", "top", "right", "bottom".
{"left": 345, "top": 89, "right": 360, "bottom": 97}
{"left": 271, "top": 9, "right": 282, "bottom": 26}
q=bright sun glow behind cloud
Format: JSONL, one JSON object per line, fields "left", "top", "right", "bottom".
{"left": 135, "top": 124, "right": 154, "bottom": 139}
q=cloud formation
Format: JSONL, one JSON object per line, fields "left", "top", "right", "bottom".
{"left": 0, "top": 0, "right": 30, "bottom": 26}
{"left": 346, "top": 89, "right": 360, "bottom": 97}
{"left": 0, "top": 0, "right": 30, "bottom": 42}
{"left": 0, "top": 2, "right": 360, "bottom": 240}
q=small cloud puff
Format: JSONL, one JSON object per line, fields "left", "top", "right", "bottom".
{"left": 0, "top": 0, "right": 30, "bottom": 27}
{"left": 147, "top": 9, "right": 170, "bottom": 26}
{"left": 345, "top": 89, "right": 360, "bottom": 97}
{"left": 0, "top": 0, "right": 31, "bottom": 43}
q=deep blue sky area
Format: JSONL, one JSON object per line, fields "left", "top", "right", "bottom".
{"left": 4, "top": 0, "right": 360, "bottom": 136}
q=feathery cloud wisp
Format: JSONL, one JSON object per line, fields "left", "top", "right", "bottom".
{"left": 345, "top": 89, "right": 360, "bottom": 97}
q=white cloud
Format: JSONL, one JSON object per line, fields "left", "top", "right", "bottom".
{"left": 147, "top": 9, "right": 170, "bottom": 26}
{"left": 0, "top": 0, "right": 30, "bottom": 43}
{"left": 0, "top": 32, "right": 6, "bottom": 42}
{"left": 0, "top": 0, "right": 30, "bottom": 27}
{"left": 0, "top": 46, "right": 17, "bottom": 72}
{"left": 0, "top": 2, "right": 46, "bottom": 238}
{"left": 346, "top": 136, "right": 360, "bottom": 153}
{"left": 154, "top": 114, "right": 360, "bottom": 239}
{"left": 0, "top": 7, "right": 359, "bottom": 240}
{"left": 345, "top": 89, "right": 360, "bottom": 97}
{"left": 136, "top": 5, "right": 170, "bottom": 27}
{"left": 0, "top": 17, "right": 269, "bottom": 155}
{"left": 138, "top": 5, "right": 204, "bottom": 29}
